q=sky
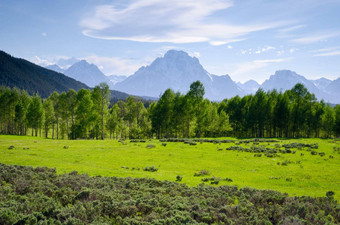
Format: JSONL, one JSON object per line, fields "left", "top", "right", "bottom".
{"left": 1, "top": 0, "right": 340, "bottom": 84}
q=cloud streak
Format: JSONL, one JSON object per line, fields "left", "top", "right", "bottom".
{"left": 232, "top": 58, "right": 293, "bottom": 77}
{"left": 80, "top": 0, "right": 285, "bottom": 45}
{"left": 291, "top": 32, "right": 340, "bottom": 44}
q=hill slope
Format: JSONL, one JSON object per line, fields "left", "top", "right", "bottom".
{"left": 0, "top": 51, "right": 88, "bottom": 98}
{"left": 0, "top": 50, "right": 130, "bottom": 100}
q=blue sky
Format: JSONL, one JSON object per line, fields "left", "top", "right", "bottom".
{"left": 1, "top": 0, "right": 340, "bottom": 83}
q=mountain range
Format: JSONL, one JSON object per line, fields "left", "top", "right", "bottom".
{"left": 46, "top": 50, "right": 339, "bottom": 103}
{"left": 2, "top": 49, "right": 339, "bottom": 103}
{"left": 47, "top": 61, "right": 127, "bottom": 89}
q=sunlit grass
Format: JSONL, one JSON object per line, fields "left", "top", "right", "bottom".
{"left": 1, "top": 135, "right": 339, "bottom": 200}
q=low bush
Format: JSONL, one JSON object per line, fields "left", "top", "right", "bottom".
{"left": 176, "top": 175, "right": 183, "bottom": 182}
{"left": 0, "top": 163, "right": 338, "bottom": 224}
{"left": 146, "top": 144, "right": 156, "bottom": 149}
{"left": 143, "top": 166, "right": 158, "bottom": 172}
{"left": 194, "top": 170, "right": 210, "bottom": 177}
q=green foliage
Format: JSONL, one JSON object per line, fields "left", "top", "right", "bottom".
{"left": 0, "top": 135, "right": 339, "bottom": 200}
{"left": 0, "top": 163, "right": 338, "bottom": 224}
{"left": 1, "top": 82, "right": 340, "bottom": 139}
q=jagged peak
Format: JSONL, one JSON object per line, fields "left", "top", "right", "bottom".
{"left": 164, "top": 50, "right": 190, "bottom": 58}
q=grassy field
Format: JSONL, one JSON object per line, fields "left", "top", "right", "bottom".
{"left": 1, "top": 135, "right": 339, "bottom": 200}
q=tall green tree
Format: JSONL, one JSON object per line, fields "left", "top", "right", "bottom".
{"left": 187, "top": 81, "right": 205, "bottom": 137}
{"left": 334, "top": 105, "right": 340, "bottom": 137}
{"left": 322, "top": 105, "right": 335, "bottom": 138}
{"left": 73, "top": 89, "right": 93, "bottom": 139}
{"left": 49, "top": 92, "right": 60, "bottom": 139}
{"left": 66, "top": 89, "right": 77, "bottom": 139}
{"left": 26, "top": 94, "right": 44, "bottom": 136}
{"left": 14, "top": 90, "right": 31, "bottom": 135}
{"left": 43, "top": 99, "right": 55, "bottom": 138}
{"left": 93, "top": 83, "right": 110, "bottom": 139}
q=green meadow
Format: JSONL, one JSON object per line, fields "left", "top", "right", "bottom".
{"left": 1, "top": 135, "right": 339, "bottom": 200}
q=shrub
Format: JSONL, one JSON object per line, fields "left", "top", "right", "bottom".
{"left": 8, "top": 145, "right": 14, "bottom": 149}
{"left": 143, "top": 166, "right": 158, "bottom": 172}
{"left": 311, "top": 151, "right": 318, "bottom": 155}
{"left": 146, "top": 144, "right": 156, "bottom": 149}
{"left": 326, "top": 191, "right": 335, "bottom": 199}
{"left": 176, "top": 175, "right": 183, "bottom": 182}
{"left": 0, "top": 163, "right": 339, "bottom": 224}
{"left": 63, "top": 146, "right": 69, "bottom": 149}
{"left": 225, "top": 178, "right": 233, "bottom": 182}
{"left": 211, "top": 180, "right": 219, "bottom": 185}
{"left": 194, "top": 170, "right": 210, "bottom": 176}
{"left": 161, "top": 143, "right": 167, "bottom": 147}
{"left": 319, "top": 152, "right": 325, "bottom": 157}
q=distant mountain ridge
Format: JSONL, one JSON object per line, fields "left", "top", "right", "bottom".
{"left": 260, "top": 70, "right": 339, "bottom": 103}
{"left": 64, "top": 60, "right": 108, "bottom": 88}
{"left": 42, "top": 50, "right": 339, "bottom": 103}
{"left": 46, "top": 61, "right": 127, "bottom": 89}
{"left": 237, "top": 80, "right": 260, "bottom": 94}
{"left": 3, "top": 49, "right": 339, "bottom": 103}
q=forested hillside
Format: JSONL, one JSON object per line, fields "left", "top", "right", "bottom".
{"left": 1, "top": 81, "right": 339, "bottom": 139}
{"left": 0, "top": 51, "right": 130, "bottom": 101}
{"left": 0, "top": 51, "right": 88, "bottom": 98}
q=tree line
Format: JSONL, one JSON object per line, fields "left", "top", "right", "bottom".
{"left": 1, "top": 81, "right": 339, "bottom": 139}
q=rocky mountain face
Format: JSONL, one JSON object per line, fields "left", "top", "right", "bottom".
{"left": 312, "top": 78, "right": 332, "bottom": 91}
{"left": 237, "top": 80, "right": 260, "bottom": 94}
{"left": 114, "top": 50, "right": 245, "bottom": 101}
{"left": 45, "top": 64, "right": 65, "bottom": 74}
{"left": 260, "top": 70, "right": 338, "bottom": 103}
{"left": 107, "top": 75, "right": 127, "bottom": 85}
{"left": 63, "top": 60, "right": 109, "bottom": 88}
{"left": 325, "top": 78, "right": 340, "bottom": 98}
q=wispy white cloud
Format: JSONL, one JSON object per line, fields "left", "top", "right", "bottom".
{"left": 41, "top": 32, "right": 47, "bottom": 36}
{"left": 31, "top": 56, "right": 53, "bottom": 66}
{"left": 82, "top": 55, "right": 145, "bottom": 75}
{"left": 277, "top": 25, "right": 305, "bottom": 38}
{"left": 311, "top": 46, "right": 340, "bottom": 57}
{"left": 314, "top": 51, "right": 340, "bottom": 57}
{"left": 232, "top": 57, "right": 292, "bottom": 76}
{"left": 291, "top": 32, "right": 340, "bottom": 44}
{"left": 80, "top": 0, "right": 286, "bottom": 45}
{"left": 241, "top": 46, "right": 276, "bottom": 55}
{"left": 311, "top": 47, "right": 340, "bottom": 53}
{"left": 289, "top": 48, "right": 298, "bottom": 54}
{"left": 276, "top": 50, "right": 285, "bottom": 56}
